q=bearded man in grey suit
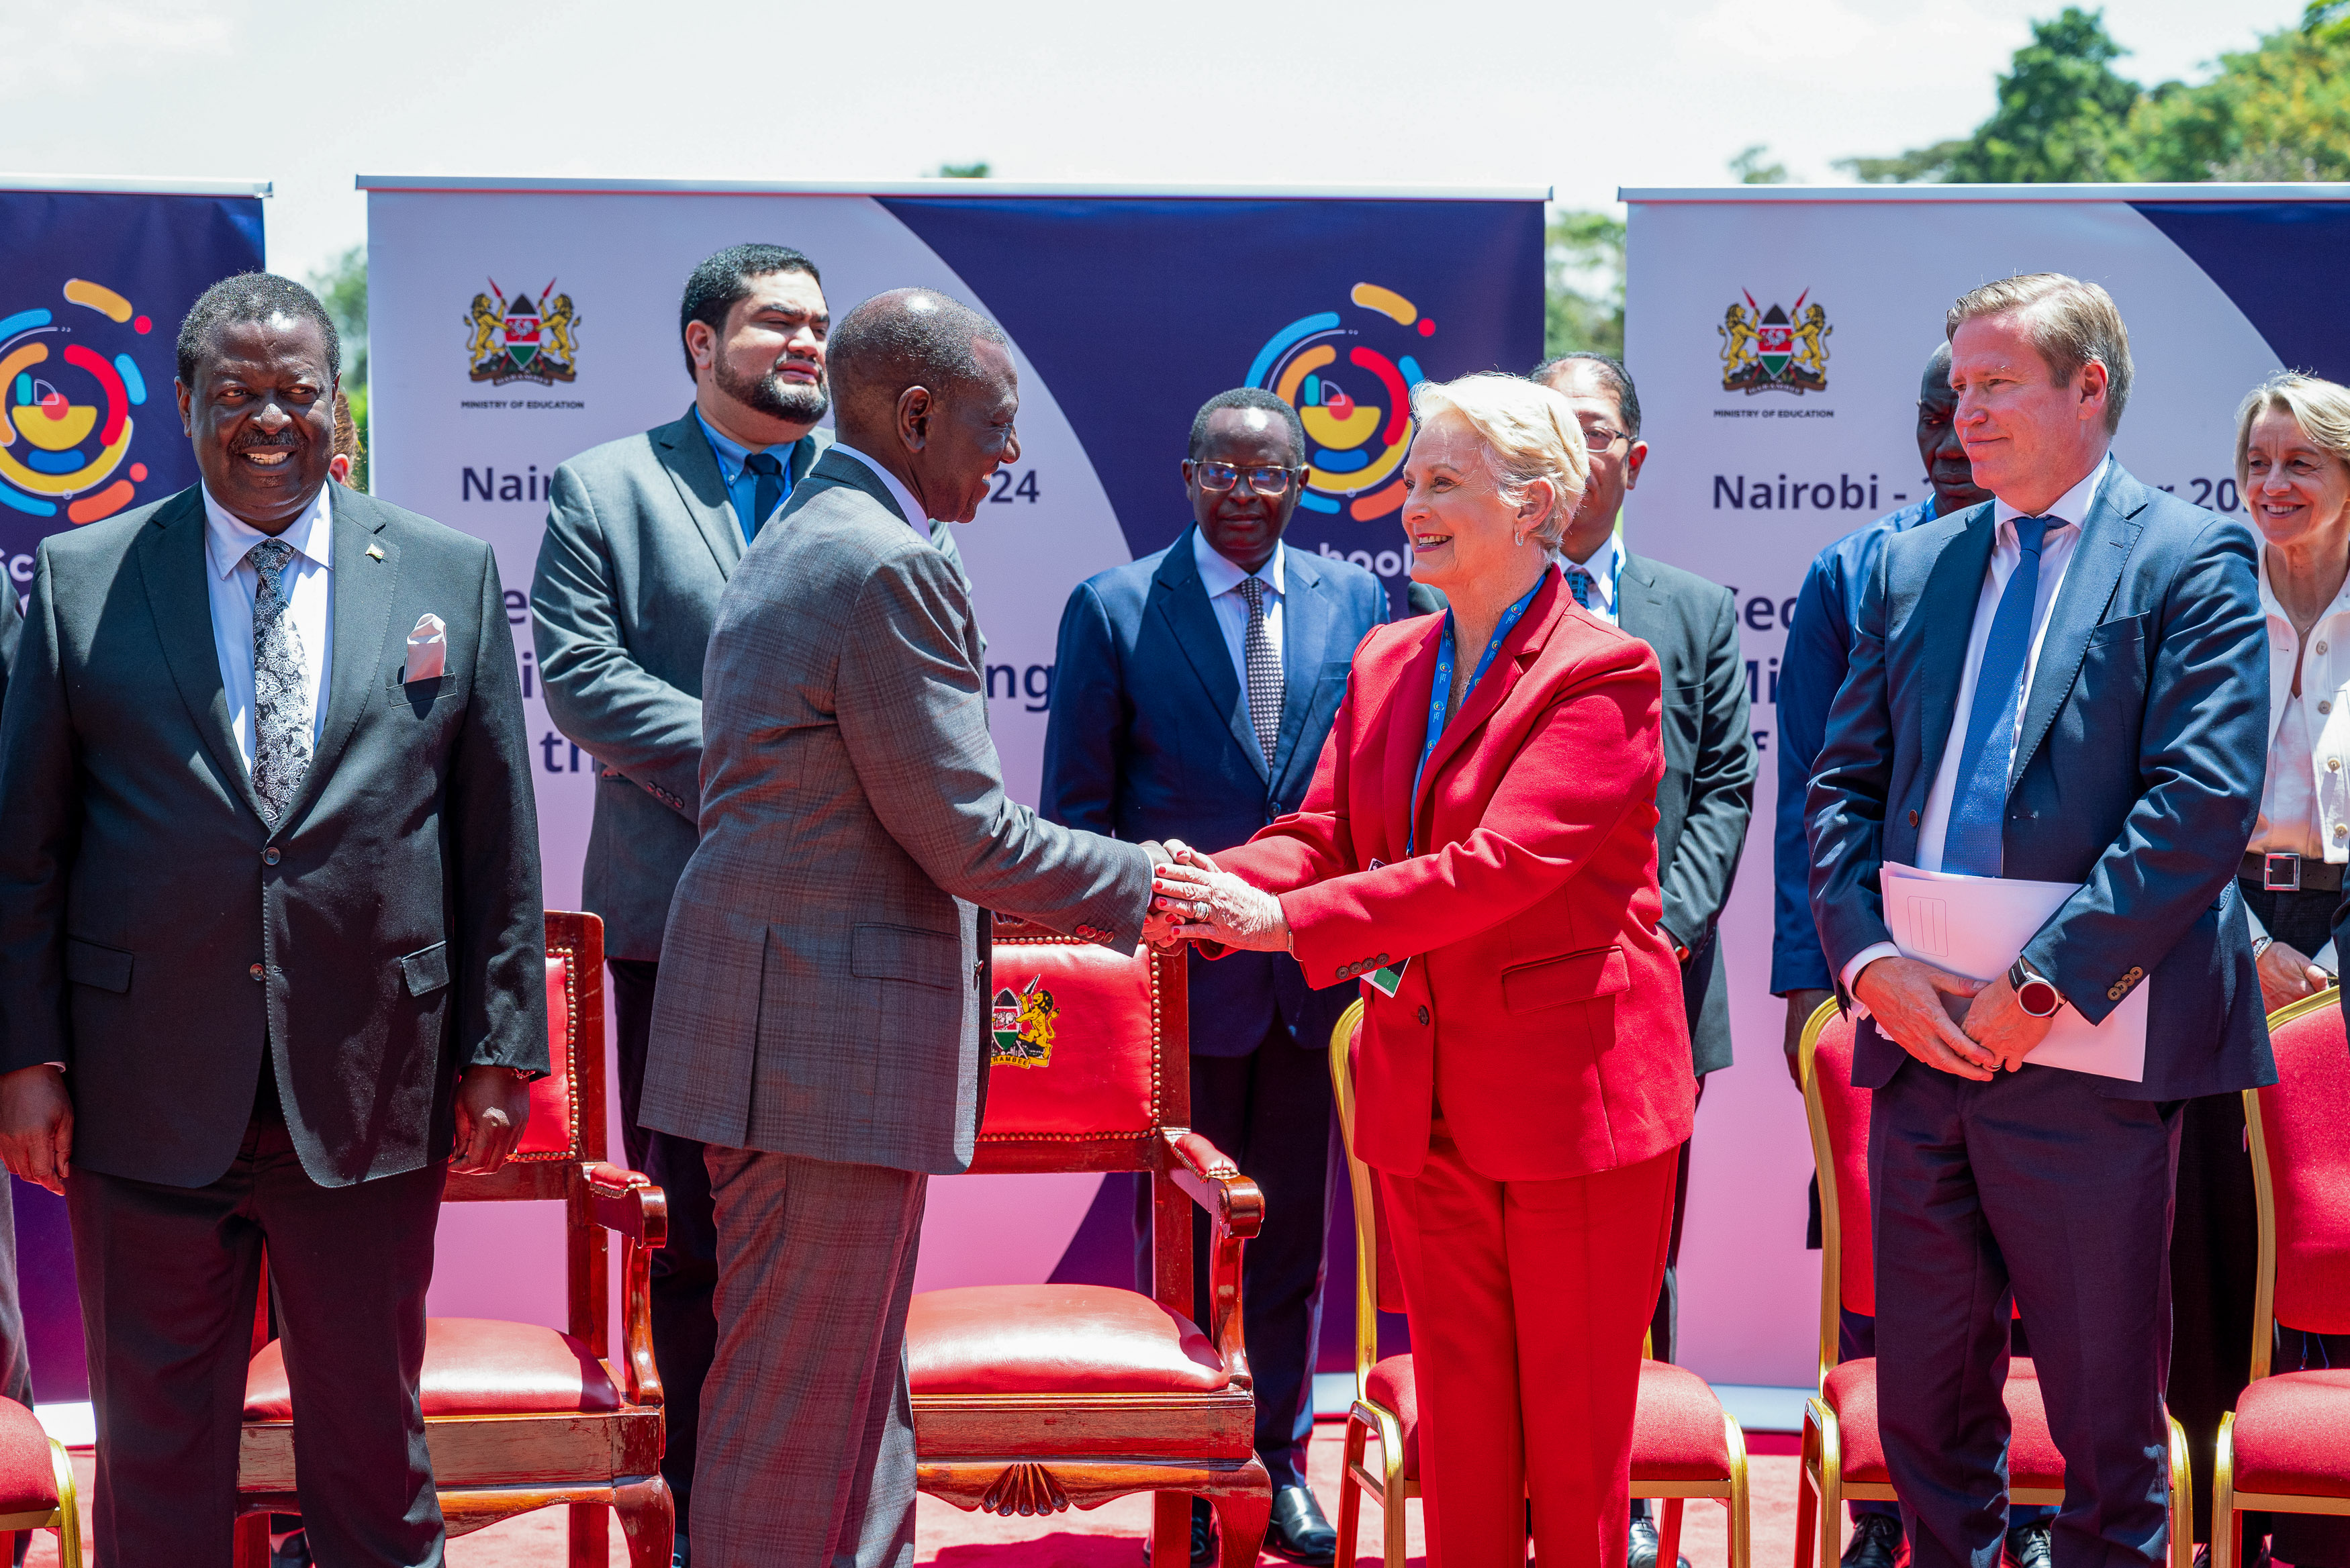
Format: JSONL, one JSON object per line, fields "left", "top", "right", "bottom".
{"left": 641, "top": 289, "right": 1169, "bottom": 1568}
{"left": 532, "top": 245, "right": 980, "bottom": 1560}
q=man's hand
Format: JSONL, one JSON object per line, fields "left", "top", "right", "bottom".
{"left": 2257, "top": 938, "right": 2333, "bottom": 1015}
{"left": 451, "top": 1066, "right": 532, "bottom": 1175}
{"left": 1961, "top": 973, "right": 2055, "bottom": 1073}
{"left": 1782, "top": 989, "right": 1833, "bottom": 1088}
{"left": 1153, "top": 839, "right": 1289, "bottom": 952}
{"left": 1852, "top": 957, "right": 1997, "bottom": 1081}
{"left": 0, "top": 1065, "right": 73, "bottom": 1195}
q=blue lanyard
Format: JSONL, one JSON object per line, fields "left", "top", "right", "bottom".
{"left": 1407, "top": 569, "right": 1550, "bottom": 856}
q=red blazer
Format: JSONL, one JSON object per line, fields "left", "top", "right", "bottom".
{"left": 1213, "top": 569, "right": 1695, "bottom": 1182}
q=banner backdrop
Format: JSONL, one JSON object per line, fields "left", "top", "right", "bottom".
{"left": 1623, "top": 185, "right": 2340, "bottom": 1387}
{"left": 364, "top": 179, "right": 1542, "bottom": 1341}
{"left": 0, "top": 179, "right": 267, "bottom": 1406}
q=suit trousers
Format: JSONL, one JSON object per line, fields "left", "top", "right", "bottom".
{"left": 1381, "top": 1123, "right": 1676, "bottom": 1568}
{"left": 1132, "top": 1024, "right": 1337, "bottom": 1492}
{"left": 697, "top": 1145, "right": 925, "bottom": 1568}
{"left": 608, "top": 958, "right": 718, "bottom": 1536}
{"left": 1870, "top": 1061, "right": 2181, "bottom": 1568}
{"left": 67, "top": 1112, "right": 444, "bottom": 1567}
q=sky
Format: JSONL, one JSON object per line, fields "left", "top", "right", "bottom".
{"left": 1, "top": 0, "right": 2311, "bottom": 287}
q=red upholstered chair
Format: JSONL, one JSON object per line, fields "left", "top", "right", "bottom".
{"left": 2211, "top": 987, "right": 2350, "bottom": 1568}
{"left": 1794, "top": 1001, "right": 2192, "bottom": 1568}
{"left": 0, "top": 1398, "right": 79, "bottom": 1567}
{"left": 235, "top": 912, "right": 673, "bottom": 1568}
{"left": 1327, "top": 1000, "right": 1752, "bottom": 1568}
{"left": 904, "top": 922, "right": 1271, "bottom": 1567}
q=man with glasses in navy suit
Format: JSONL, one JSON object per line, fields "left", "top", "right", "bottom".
{"left": 1043, "top": 388, "right": 1388, "bottom": 1567}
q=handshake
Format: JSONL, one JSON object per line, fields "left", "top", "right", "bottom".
{"left": 1141, "top": 839, "right": 1294, "bottom": 954}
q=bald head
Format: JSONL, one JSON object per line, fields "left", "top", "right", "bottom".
{"left": 1920, "top": 341, "right": 1957, "bottom": 401}
{"left": 829, "top": 287, "right": 1023, "bottom": 525}
{"left": 1916, "top": 340, "right": 1989, "bottom": 513}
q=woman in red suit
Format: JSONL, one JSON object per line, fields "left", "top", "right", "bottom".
{"left": 1153, "top": 372, "right": 1696, "bottom": 1568}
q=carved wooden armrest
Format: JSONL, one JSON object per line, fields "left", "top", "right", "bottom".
{"left": 583, "top": 1163, "right": 666, "bottom": 1406}
{"left": 1160, "top": 1129, "right": 1263, "bottom": 1387}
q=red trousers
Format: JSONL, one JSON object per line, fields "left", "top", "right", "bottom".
{"left": 1381, "top": 1124, "right": 1678, "bottom": 1568}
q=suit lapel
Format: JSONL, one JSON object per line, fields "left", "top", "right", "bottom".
{"left": 136, "top": 489, "right": 265, "bottom": 823}
{"left": 1269, "top": 548, "right": 1331, "bottom": 793}
{"left": 653, "top": 409, "right": 745, "bottom": 576}
{"left": 802, "top": 446, "right": 909, "bottom": 523}
{"left": 1149, "top": 530, "right": 1266, "bottom": 783}
{"left": 1383, "top": 615, "right": 1447, "bottom": 861}
{"left": 1916, "top": 506, "right": 1996, "bottom": 784}
{"left": 2009, "top": 467, "right": 2143, "bottom": 787}
{"left": 1611, "top": 546, "right": 1664, "bottom": 642}
{"left": 1411, "top": 570, "right": 1564, "bottom": 842}
{"left": 276, "top": 489, "right": 397, "bottom": 830}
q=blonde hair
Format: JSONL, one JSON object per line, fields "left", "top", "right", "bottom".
{"left": 1946, "top": 273, "right": 2134, "bottom": 434}
{"left": 2236, "top": 373, "right": 2350, "bottom": 491}
{"left": 1407, "top": 372, "right": 1589, "bottom": 551}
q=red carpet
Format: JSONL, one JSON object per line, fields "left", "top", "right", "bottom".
{"left": 30, "top": 1426, "right": 1839, "bottom": 1567}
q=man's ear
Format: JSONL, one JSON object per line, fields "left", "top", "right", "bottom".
{"left": 896, "top": 385, "right": 933, "bottom": 452}
{"left": 176, "top": 379, "right": 193, "bottom": 436}
{"left": 2077, "top": 360, "right": 2110, "bottom": 419}
{"left": 1624, "top": 440, "right": 1649, "bottom": 489}
{"left": 685, "top": 320, "right": 715, "bottom": 377}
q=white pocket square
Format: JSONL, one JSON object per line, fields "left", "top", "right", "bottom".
{"left": 404, "top": 614, "right": 448, "bottom": 682}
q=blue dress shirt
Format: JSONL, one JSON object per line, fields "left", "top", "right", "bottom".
{"left": 694, "top": 409, "right": 792, "bottom": 542}
{"left": 1770, "top": 496, "right": 1939, "bottom": 993}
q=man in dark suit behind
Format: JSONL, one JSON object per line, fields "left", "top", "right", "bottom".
{"left": 1809, "top": 275, "right": 2271, "bottom": 1568}
{"left": 0, "top": 274, "right": 547, "bottom": 1567}
{"left": 1041, "top": 388, "right": 1386, "bottom": 1565}
{"left": 1534, "top": 352, "right": 1756, "bottom": 1568}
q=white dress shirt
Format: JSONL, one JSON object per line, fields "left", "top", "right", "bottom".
{"left": 2245, "top": 546, "right": 2350, "bottom": 967}
{"left": 202, "top": 483, "right": 334, "bottom": 770}
{"left": 830, "top": 442, "right": 931, "bottom": 534}
{"left": 1561, "top": 531, "right": 1621, "bottom": 626}
{"left": 1842, "top": 455, "right": 2108, "bottom": 994}
{"left": 1192, "top": 528, "right": 1286, "bottom": 742}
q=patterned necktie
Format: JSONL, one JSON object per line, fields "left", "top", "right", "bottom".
{"left": 742, "top": 451, "right": 784, "bottom": 541}
{"left": 246, "top": 539, "right": 313, "bottom": 828}
{"left": 1941, "top": 516, "right": 2053, "bottom": 877}
{"left": 1238, "top": 577, "right": 1283, "bottom": 768}
{"left": 1568, "top": 567, "right": 1595, "bottom": 609}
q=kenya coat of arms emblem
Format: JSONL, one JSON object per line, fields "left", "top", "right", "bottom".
{"left": 990, "top": 975, "right": 1059, "bottom": 1068}
{"left": 1721, "top": 290, "right": 1829, "bottom": 395}
{"left": 466, "top": 279, "right": 581, "bottom": 387}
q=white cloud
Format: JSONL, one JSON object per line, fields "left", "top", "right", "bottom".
{"left": 0, "top": 1, "right": 240, "bottom": 92}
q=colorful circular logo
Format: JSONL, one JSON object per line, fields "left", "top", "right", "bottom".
{"left": 0, "top": 279, "right": 156, "bottom": 525}
{"left": 1246, "top": 283, "right": 1434, "bottom": 523}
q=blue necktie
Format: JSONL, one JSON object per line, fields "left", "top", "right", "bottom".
{"left": 1568, "top": 567, "right": 1594, "bottom": 609}
{"left": 743, "top": 451, "right": 784, "bottom": 541}
{"left": 1942, "top": 517, "right": 2053, "bottom": 877}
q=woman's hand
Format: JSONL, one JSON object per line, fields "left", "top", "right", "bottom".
{"left": 2257, "top": 938, "right": 2333, "bottom": 1014}
{"left": 1152, "top": 839, "right": 1291, "bottom": 952}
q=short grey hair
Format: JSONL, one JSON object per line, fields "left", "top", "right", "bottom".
{"left": 1408, "top": 372, "right": 1589, "bottom": 552}
{"left": 2236, "top": 373, "right": 2350, "bottom": 492}
{"left": 1946, "top": 273, "right": 2134, "bottom": 434}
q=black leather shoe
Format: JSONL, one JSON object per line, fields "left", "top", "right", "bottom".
{"left": 1630, "top": 1516, "right": 1693, "bottom": 1568}
{"left": 1266, "top": 1484, "right": 1338, "bottom": 1565}
{"left": 1142, "top": 1498, "right": 1218, "bottom": 1567}
{"left": 1841, "top": 1513, "right": 1904, "bottom": 1568}
{"left": 2007, "top": 1522, "right": 2053, "bottom": 1568}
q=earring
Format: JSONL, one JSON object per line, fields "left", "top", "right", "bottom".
{"left": 1513, "top": 530, "right": 1525, "bottom": 546}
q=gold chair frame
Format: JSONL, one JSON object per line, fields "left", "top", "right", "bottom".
{"left": 0, "top": 1434, "right": 79, "bottom": 1567}
{"left": 1328, "top": 999, "right": 1751, "bottom": 1568}
{"left": 2210, "top": 986, "right": 2350, "bottom": 1568}
{"left": 1795, "top": 999, "right": 2192, "bottom": 1568}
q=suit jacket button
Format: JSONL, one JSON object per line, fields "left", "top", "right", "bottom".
{"left": 250, "top": 963, "right": 265, "bottom": 981}
{"left": 261, "top": 846, "right": 281, "bottom": 865}
{"left": 1417, "top": 1006, "right": 1430, "bottom": 1026}
{"left": 1908, "top": 810, "right": 1920, "bottom": 826}
{"left": 1376, "top": 953, "right": 1390, "bottom": 965}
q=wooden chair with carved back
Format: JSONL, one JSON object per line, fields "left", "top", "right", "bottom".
{"left": 233, "top": 911, "right": 673, "bottom": 1568}
{"left": 904, "top": 920, "right": 1272, "bottom": 1567}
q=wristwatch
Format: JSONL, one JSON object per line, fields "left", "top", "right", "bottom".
{"left": 2008, "top": 957, "right": 2063, "bottom": 1018}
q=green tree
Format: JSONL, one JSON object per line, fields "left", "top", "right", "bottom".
{"left": 1543, "top": 209, "right": 1624, "bottom": 360}
{"left": 1730, "top": 144, "right": 1789, "bottom": 184}
{"left": 2129, "top": 8, "right": 2350, "bottom": 179}
{"left": 1838, "top": 7, "right": 2142, "bottom": 183}
{"left": 306, "top": 244, "right": 367, "bottom": 490}
{"left": 933, "top": 161, "right": 992, "bottom": 178}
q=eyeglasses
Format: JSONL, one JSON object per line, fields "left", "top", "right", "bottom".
{"left": 1581, "top": 426, "right": 1630, "bottom": 452}
{"left": 1190, "top": 460, "right": 1302, "bottom": 496}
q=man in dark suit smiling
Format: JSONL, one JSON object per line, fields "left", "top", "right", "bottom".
{"left": 1043, "top": 387, "right": 1388, "bottom": 1565}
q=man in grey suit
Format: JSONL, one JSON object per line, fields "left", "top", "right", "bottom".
{"left": 533, "top": 244, "right": 974, "bottom": 1558}
{"left": 1535, "top": 352, "right": 1756, "bottom": 1568}
{"left": 642, "top": 289, "right": 1166, "bottom": 1568}
{"left": 0, "top": 274, "right": 546, "bottom": 1565}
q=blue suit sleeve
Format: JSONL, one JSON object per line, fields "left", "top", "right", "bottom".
{"left": 1771, "top": 548, "right": 1849, "bottom": 992}
{"left": 1805, "top": 547, "right": 1898, "bottom": 984}
{"left": 2020, "top": 521, "right": 2267, "bottom": 1023}
{"left": 1038, "top": 581, "right": 1122, "bottom": 834}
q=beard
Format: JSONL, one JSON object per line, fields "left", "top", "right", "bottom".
{"left": 718, "top": 355, "right": 829, "bottom": 426}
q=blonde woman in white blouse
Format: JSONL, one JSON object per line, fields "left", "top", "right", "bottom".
{"left": 2239, "top": 373, "right": 2350, "bottom": 1013}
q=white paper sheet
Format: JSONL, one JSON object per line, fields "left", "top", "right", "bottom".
{"left": 1877, "top": 862, "right": 2147, "bottom": 1082}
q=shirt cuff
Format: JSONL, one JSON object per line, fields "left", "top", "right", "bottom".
{"left": 1840, "top": 942, "right": 1903, "bottom": 1014}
